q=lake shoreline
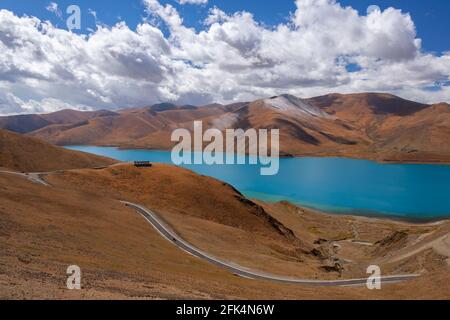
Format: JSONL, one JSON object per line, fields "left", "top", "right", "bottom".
{"left": 62, "top": 142, "right": 450, "bottom": 166}
{"left": 271, "top": 200, "right": 450, "bottom": 225}
{"left": 64, "top": 145, "right": 450, "bottom": 222}
{"left": 59, "top": 142, "right": 450, "bottom": 165}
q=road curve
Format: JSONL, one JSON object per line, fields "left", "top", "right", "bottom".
{"left": 122, "top": 201, "right": 419, "bottom": 287}
{"left": 0, "top": 169, "right": 421, "bottom": 286}
{"left": 0, "top": 170, "right": 50, "bottom": 186}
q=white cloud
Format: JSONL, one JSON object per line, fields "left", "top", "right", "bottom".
{"left": 88, "top": 8, "right": 97, "bottom": 19}
{"left": 46, "top": 2, "right": 62, "bottom": 19}
{"left": 178, "top": 0, "right": 208, "bottom": 5}
{"left": 204, "top": 7, "right": 228, "bottom": 25}
{"left": 0, "top": 0, "right": 449, "bottom": 115}
{"left": 367, "top": 5, "right": 381, "bottom": 15}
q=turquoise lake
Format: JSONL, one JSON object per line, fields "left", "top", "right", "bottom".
{"left": 66, "top": 146, "right": 450, "bottom": 221}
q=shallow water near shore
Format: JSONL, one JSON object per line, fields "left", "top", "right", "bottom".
{"left": 66, "top": 146, "right": 450, "bottom": 221}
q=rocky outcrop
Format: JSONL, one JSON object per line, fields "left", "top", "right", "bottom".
{"left": 373, "top": 231, "right": 409, "bottom": 256}
{"left": 234, "top": 195, "right": 299, "bottom": 243}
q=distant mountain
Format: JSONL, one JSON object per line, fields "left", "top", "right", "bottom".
{"left": 308, "top": 93, "right": 428, "bottom": 118}
{"left": 202, "top": 94, "right": 365, "bottom": 156}
{"left": 307, "top": 93, "right": 450, "bottom": 162}
{"left": 0, "top": 129, "right": 116, "bottom": 172}
{"left": 4, "top": 93, "right": 450, "bottom": 163}
{"left": 265, "top": 94, "right": 333, "bottom": 118}
{"left": 0, "top": 114, "right": 51, "bottom": 134}
{"left": 0, "top": 109, "right": 118, "bottom": 134}
{"left": 28, "top": 103, "right": 246, "bottom": 149}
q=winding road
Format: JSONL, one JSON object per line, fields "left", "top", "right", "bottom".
{"left": 0, "top": 170, "right": 50, "bottom": 186}
{"left": 122, "top": 201, "right": 419, "bottom": 287}
{"left": 0, "top": 168, "right": 420, "bottom": 287}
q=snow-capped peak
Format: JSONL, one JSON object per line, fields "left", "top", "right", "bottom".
{"left": 263, "top": 94, "right": 332, "bottom": 119}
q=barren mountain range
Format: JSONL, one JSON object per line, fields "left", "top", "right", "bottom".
{"left": 1, "top": 92, "right": 449, "bottom": 163}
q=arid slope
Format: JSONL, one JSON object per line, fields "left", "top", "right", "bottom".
{"left": 0, "top": 129, "right": 116, "bottom": 172}
{"left": 308, "top": 93, "right": 450, "bottom": 162}
{"left": 0, "top": 121, "right": 449, "bottom": 299}
{"left": 47, "top": 164, "right": 450, "bottom": 279}
{"left": 0, "top": 109, "right": 117, "bottom": 134}
{"left": 1, "top": 164, "right": 449, "bottom": 299}
{"left": 29, "top": 103, "right": 245, "bottom": 148}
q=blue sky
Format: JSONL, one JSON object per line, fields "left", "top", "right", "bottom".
{"left": 1, "top": 0, "right": 449, "bottom": 53}
{"left": 0, "top": 0, "right": 449, "bottom": 114}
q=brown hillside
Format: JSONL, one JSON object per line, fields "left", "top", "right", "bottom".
{"left": 307, "top": 93, "right": 429, "bottom": 122}
{"left": 29, "top": 104, "right": 245, "bottom": 148}
{"left": 46, "top": 163, "right": 450, "bottom": 280}
{"left": 371, "top": 103, "right": 450, "bottom": 154}
{"left": 217, "top": 95, "right": 367, "bottom": 156}
{"left": 308, "top": 93, "right": 450, "bottom": 160}
{"left": 0, "top": 129, "right": 116, "bottom": 172}
{"left": 47, "top": 164, "right": 300, "bottom": 244}
{"left": 0, "top": 109, "right": 117, "bottom": 134}
{"left": 1, "top": 165, "right": 449, "bottom": 299}
{"left": 41, "top": 109, "right": 118, "bottom": 124}
{"left": 0, "top": 114, "right": 51, "bottom": 134}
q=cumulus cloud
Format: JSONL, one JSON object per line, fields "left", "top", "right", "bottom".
{"left": 0, "top": 0, "right": 449, "bottom": 115}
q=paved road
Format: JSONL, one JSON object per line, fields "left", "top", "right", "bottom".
{"left": 122, "top": 201, "right": 419, "bottom": 287}
{"left": 0, "top": 170, "right": 50, "bottom": 186}
{"left": 0, "top": 168, "right": 420, "bottom": 286}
